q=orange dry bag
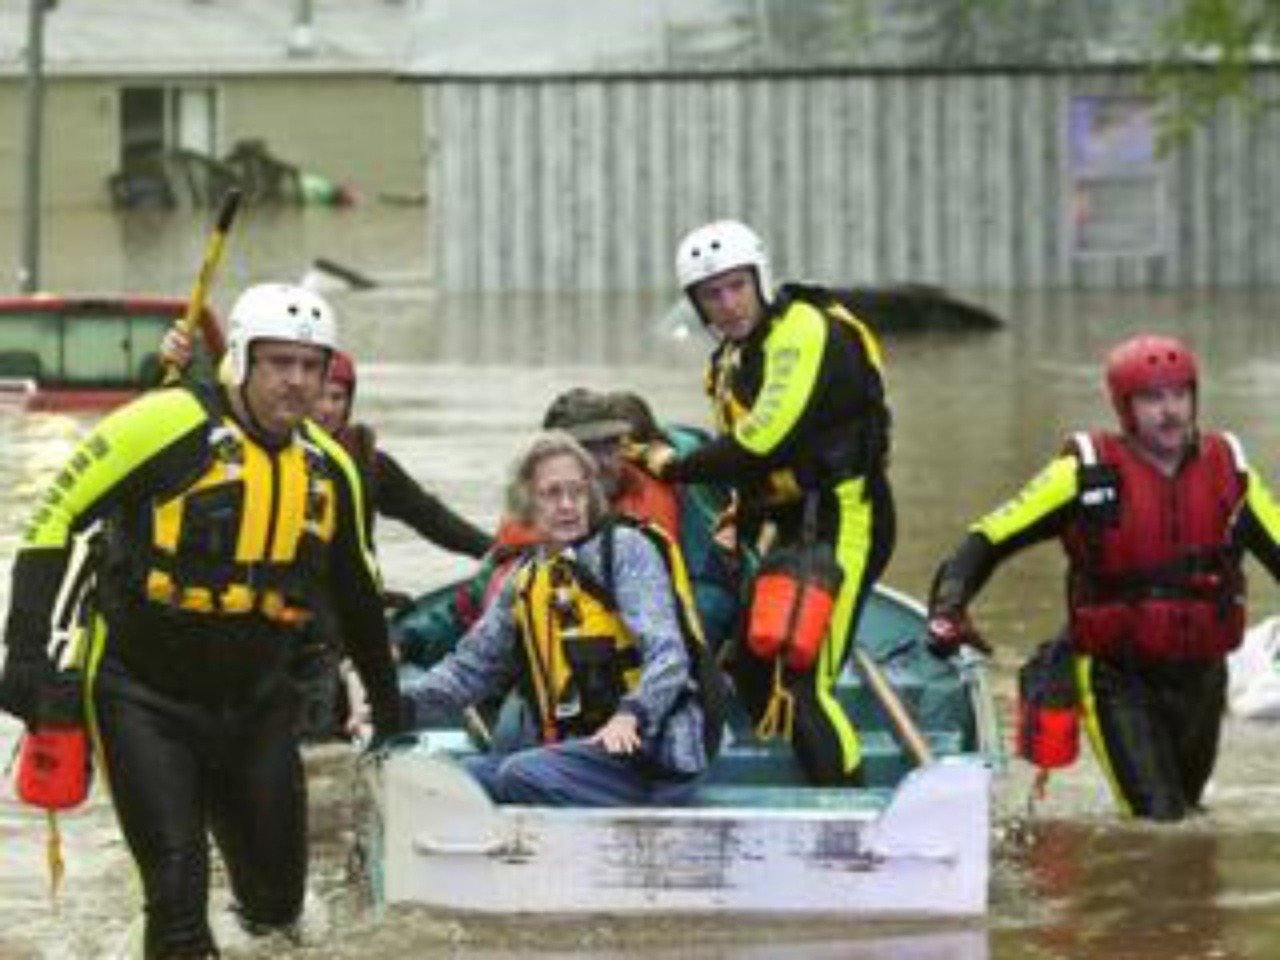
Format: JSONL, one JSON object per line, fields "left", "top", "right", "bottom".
{"left": 747, "top": 544, "right": 844, "bottom": 672}
{"left": 16, "top": 671, "right": 90, "bottom": 811}
{"left": 1016, "top": 638, "right": 1079, "bottom": 770}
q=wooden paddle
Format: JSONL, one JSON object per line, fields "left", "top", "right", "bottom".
{"left": 853, "top": 646, "right": 935, "bottom": 767}
{"left": 164, "top": 188, "right": 241, "bottom": 381}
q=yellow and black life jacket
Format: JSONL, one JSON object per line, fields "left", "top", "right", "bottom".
{"left": 512, "top": 518, "right": 727, "bottom": 756}
{"left": 133, "top": 409, "right": 337, "bottom": 627}
{"left": 706, "top": 284, "right": 890, "bottom": 507}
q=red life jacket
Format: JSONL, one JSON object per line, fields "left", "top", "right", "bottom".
{"left": 1062, "top": 430, "right": 1246, "bottom": 662}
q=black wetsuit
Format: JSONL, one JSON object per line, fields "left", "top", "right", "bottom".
{"left": 0, "top": 385, "right": 402, "bottom": 958}
{"left": 931, "top": 433, "right": 1280, "bottom": 820}
{"left": 666, "top": 284, "right": 895, "bottom": 786}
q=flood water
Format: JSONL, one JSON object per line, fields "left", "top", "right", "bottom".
{"left": 3, "top": 206, "right": 1280, "bottom": 959}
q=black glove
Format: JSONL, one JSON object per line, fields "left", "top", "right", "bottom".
{"left": 0, "top": 653, "right": 56, "bottom": 727}
{"left": 926, "top": 609, "right": 992, "bottom": 658}
{"left": 2, "top": 549, "right": 76, "bottom": 725}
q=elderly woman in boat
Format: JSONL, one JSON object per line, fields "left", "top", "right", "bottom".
{"left": 398, "top": 430, "right": 713, "bottom": 806}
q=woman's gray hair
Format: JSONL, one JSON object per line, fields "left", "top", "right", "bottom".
{"left": 505, "top": 429, "right": 609, "bottom": 527}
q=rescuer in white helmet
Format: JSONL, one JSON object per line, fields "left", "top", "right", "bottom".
{"left": 0, "top": 281, "right": 404, "bottom": 957}
{"left": 628, "top": 219, "right": 896, "bottom": 787}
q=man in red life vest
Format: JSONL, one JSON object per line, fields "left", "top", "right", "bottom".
{"left": 928, "top": 334, "right": 1280, "bottom": 821}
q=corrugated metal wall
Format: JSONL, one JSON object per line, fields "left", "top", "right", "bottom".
{"left": 422, "top": 70, "right": 1280, "bottom": 291}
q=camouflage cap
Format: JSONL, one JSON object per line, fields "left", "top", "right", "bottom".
{"left": 605, "top": 391, "right": 661, "bottom": 444}
{"left": 542, "top": 388, "right": 632, "bottom": 443}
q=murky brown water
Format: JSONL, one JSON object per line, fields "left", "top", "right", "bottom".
{"left": 3, "top": 207, "right": 1280, "bottom": 959}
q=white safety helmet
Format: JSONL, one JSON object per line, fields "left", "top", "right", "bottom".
{"left": 225, "top": 283, "right": 337, "bottom": 386}
{"left": 675, "top": 219, "right": 772, "bottom": 301}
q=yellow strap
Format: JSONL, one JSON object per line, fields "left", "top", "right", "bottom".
{"left": 46, "top": 809, "right": 65, "bottom": 904}
{"left": 754, "top": 658, "right": 795, "bottom": 742}
{"left": 38, "top": 613, "right": 96, "bottom": 908}
{"left": 828, "top": 300, "right": 885, "bottom": 374}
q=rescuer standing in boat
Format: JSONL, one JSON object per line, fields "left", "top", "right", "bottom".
{"left": 0, "top": 283, "right": 404, "bottom": 958}
{"left": 928, "top": 334, "right": 1280, "bottom": 821}
{"left": 627, "top": 219, "right": 896, "bottom": 787}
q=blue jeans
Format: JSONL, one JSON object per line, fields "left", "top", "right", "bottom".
{"left": 462, "top": 739, "right": 698, "bottom": 807}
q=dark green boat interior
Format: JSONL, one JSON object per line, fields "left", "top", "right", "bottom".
{"left": 696, "top": 588, "right": 983, "bottom": 806}
{"left": 399, "top": 585, "right": 993, "bottom": 809}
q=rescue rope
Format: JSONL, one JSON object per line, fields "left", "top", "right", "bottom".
{"left": 1032, "top": 766, "right": 1052, "bottom": 803}
{"left": 754, "top": 658, "right": 795, "bottom": 741}
{"left": 45, "top": 810, "right": 65, "bottom": 903}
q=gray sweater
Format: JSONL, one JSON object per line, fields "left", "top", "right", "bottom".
{"left": 401, "top": 523, "right": 708, "bottom": 776}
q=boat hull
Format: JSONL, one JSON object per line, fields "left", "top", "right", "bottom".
{"left": 377, "top": 740, "right": 990, "bottom": 918}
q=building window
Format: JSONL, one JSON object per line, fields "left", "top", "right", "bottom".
{"left": 120, "top": 85, "right": 217, "bottom": 168}
{"left": 1065, "top": 96, "right": 1168, "bottom": 259}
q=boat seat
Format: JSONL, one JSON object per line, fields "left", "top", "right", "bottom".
{"left": 706, "top": 728, "right": 966, "bottom": 791}
{"left": 834, "top": 670, "right": 976, "bottom": 747}
{"left": 690, "top": 782, "right": 895, "bottom": 811}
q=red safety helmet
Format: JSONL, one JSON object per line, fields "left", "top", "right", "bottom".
{"left": 1104, "top": 334, "right": 1198, "bottom": 431}
{"left": 328, "top": 349, "right": 357, "bottom": 399}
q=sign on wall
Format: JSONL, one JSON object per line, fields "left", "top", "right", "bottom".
{"left": 1065, "top": 96, "right": 1168, "bottom": 259}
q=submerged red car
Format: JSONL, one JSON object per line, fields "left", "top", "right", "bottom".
{"left": 0, "top": 295, "right": 221, "bottom": 412}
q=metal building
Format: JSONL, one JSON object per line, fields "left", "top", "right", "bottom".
{"left": 406, "top": 0, "right": 1280, "bottom": 291}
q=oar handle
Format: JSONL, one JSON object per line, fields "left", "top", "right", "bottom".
{"left": 854, "top": 647, "right": 935, "bottom": 767}
{"left": 213, "top": 188, "right": 242, "bottom": 234}
{"left": 463, "top": 707, "right": 493, "bottom": 749}
{"left": 166, "top": 188, "right": 241, "bottom": 379}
